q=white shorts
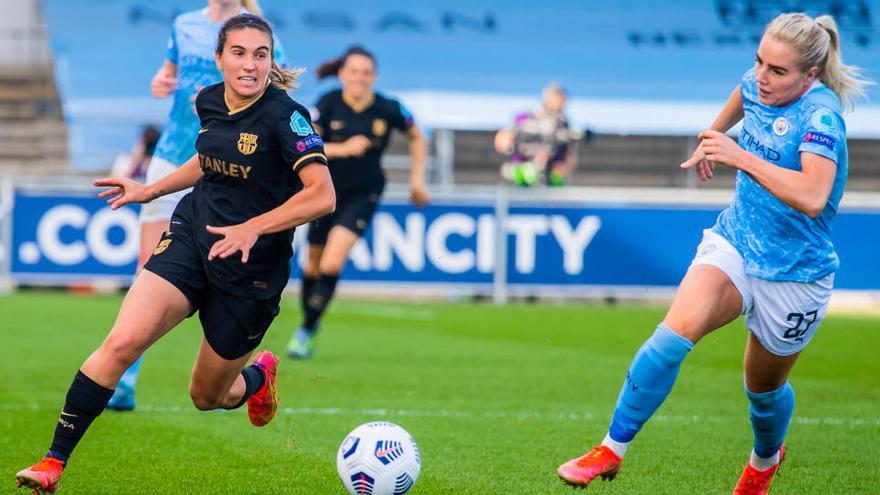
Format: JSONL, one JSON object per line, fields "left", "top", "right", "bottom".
{"left": 139, "top": 155, "right": 192, "bottom": 223}
{"left": 690, "top": 229, "right": 834, "bottom": 356}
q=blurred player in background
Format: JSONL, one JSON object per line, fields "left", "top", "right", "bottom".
{"left": 108, "top": 0, "right": 286, "bottom": 411}
{"left": 557, "top": 13, "right": 872, "bottom": 495}
{"left": 15, "top": 14, "right": 332, "bottom": 494}
{"left": 495, "top": 82, "right": 577, "bottom": 187}
{"left": 286, "top": 45, "right": 430, "bottom": 359}
{"left": 110, "top": 125, "right": 160, "bottom": 181}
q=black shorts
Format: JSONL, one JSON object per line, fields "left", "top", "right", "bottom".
{"left": 307, "top": 191, "right": 380, "bottom": 245}
{"left": 143, "top": 222, "right": 281, "bottom": 361}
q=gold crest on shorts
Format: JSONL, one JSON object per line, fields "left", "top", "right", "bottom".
{"left": 153, "top": 238, "right": 172, "bottom": 255}
{"left": 237, "top": 132, "right": 258, "bottom": 155}
{"left": 372, "top": 119, "right": 387, "bottom": 137}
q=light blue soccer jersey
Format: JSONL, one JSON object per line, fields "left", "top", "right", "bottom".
{"left": 153, "top": 8, "right": 287, "bottom": 166}
{"left": 713, "top": 68, "right": 847, "bottom": 282}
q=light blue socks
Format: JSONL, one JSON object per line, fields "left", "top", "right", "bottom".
{"left": 747, "top": 382, "right": 794, "bottom": 459}
{"left": 608, "top": 323, "right": 693, "bottom": 443}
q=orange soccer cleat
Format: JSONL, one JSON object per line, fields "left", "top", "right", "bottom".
{"left": 246, "top": 351, "right": 279, "bottom": 427}
{"left": 557, "top": 445, "right": 623, "bottom": 487}
{"left": 15, "top": 454, "right": 65, "bottom": 494}
{"left": 733, "top": 445, "right": 786, "bottom": 495}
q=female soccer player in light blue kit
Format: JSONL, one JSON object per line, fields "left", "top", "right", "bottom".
{"left": 558, "top": 13, "right": 872, "bottom": 494}
{"left": 108, "top": 0, "right": 286, "bottom": 410}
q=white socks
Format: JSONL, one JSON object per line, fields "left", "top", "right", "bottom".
{"left": 601, "top": 433, "right": 630, "bottom": 459}
{"left": 749, "top": 449, "right": 780, "bottom": 471}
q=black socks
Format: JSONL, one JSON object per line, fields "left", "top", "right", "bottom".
{"left": 302, "top": 273, "right": 339, "bottom": 333}
{"left": 49, "top": 371, "right": 114, "bottom": 462}
{"left": 226, "top": 364, "right": 266, "bottom": 410}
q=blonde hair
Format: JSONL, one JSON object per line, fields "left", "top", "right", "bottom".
{"left": 765, "top": 13, "right": 874, "bottom": 108}
{"left": 241, "top": 0, "right": 262, "bottom": 15}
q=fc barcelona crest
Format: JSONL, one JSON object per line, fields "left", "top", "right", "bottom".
{"left": 372, "top": 118, "right": 387, "bottom": 137}
{"left": 237, "top": 132, "right": 258, "bottom": 155}
{"left": 153, "top": 238, "right": 172, "bottom": 255}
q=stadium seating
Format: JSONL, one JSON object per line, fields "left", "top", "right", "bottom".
{"left": 35, "top": 0, "right": 880, "bottom": 187}
{"left": 0, "top": 66, "right": 67, "bottom": 175}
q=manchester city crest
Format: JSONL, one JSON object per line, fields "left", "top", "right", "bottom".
{"left": 772, "top": 117, "right": 789, "bottom": 136}
{"left": 237, "top": 132, "right": 258, "bottom": 155}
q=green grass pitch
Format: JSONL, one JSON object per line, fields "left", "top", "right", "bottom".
{"left": 1, "top": 291, "right": 878, "bottom": 494}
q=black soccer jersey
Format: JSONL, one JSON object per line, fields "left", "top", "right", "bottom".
{"left": 191, "top": 82, "right": 327, "bottom": 298}
{"left": 313, "top": 89, "right": 414, "bottom": 195}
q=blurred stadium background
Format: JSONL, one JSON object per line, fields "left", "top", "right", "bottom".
{"left": 0, "top": 1, "right": 879, "bottom": 494}
{"left": 0, "top": 0, "right": 879, "bottom": 302}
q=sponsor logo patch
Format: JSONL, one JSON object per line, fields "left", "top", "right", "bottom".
{"left": 399, "top": 103, "right": 414, "bottom": 127}
{"left": 810, "top": 108, "right": 837, "bottom": 133}
{"left": 290, "top": 111, "right": 314, "bottom": 136}
{"left": 295, "top": 135, "right": 324, "bottom": 152}
{"left": 803, "top": 132, "right": 836, "bottom": 151}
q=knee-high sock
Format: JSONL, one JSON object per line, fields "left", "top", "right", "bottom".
{"left": 747, "top": 382, "right": 794, "bottom": 459}
{"left": 303, "top": 273, "right": 339, "bottom": 333}
{"left": 117, "top": 355, "right": 143, "bottom": 390}
{"left": 49, "top": 371, "right": 114, "bottom": 462}
{"left": 608, "top": 323, "right": 693, "bottom": 443}
{"left": 300, "top": 273, "right": 318, "bottom": 316}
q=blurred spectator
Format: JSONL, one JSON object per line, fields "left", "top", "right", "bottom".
{"left": 111, "top": 126, "right": 160, "bottom": 181}
{"left": 496, "top": 82, "right": 577, "bottom": 187}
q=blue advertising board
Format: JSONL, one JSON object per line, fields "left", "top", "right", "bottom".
{"left": 9, "top": 189, "right": 880, "bottom": 290}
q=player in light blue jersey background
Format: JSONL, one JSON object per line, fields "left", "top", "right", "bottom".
{"left": 108, "top": 0, "right": 287, "bottom": 411}
{"left": 558, "top": 13, "right": 872, "bottom": 494}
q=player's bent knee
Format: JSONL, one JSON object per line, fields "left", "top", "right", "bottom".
{"left": 99, "top": 337, "right": 144, "bottom": 371}
{"left": 660, "top": 315, "right": 704, "bottom": 344}
{"left": 189, "top": 388, "right": 223, "bottom": 411}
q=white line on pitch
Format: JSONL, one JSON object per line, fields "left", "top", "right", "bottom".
{"left": 330, "top": 302, "right": 436, "bottom": 320}
{"left": 1, "top": 403, "right": 877, "bottom": 427}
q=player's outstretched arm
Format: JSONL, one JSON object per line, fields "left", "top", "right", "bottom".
{"left": 698, "top": 130, "right": 835, "bottom": 218}
{"left": 323, "top": 135, "right": 371, "bottom": 159}
{"left": 406, "top": 125, "right": 429, "bottom": 207}
{"left": 95, "top": 153, "right": 203, "bottom": 209}
{"left": 206, "top": 163, "right": 335, "bottom": 263}
{"left": 681, "top": 86, "right": 744, "bottom": 181}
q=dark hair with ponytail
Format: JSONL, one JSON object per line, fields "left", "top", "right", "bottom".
{"left": 216, "top": 13, "right": 304, "bottom": 90}
{"left": 316, "top": 45, "right": 376, "bottom": 80}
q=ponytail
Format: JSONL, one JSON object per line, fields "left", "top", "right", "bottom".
{"left": 813, "top": 15, "right": 872, "bottom": 108}
{"left": 316, "top": 57, "right": 345, "bottom": 80}
{"left": 315, "top": 45, "right": 376, "bottom": 80}
{"left": 271, "top": 61, "right": 304, "bottom": 90}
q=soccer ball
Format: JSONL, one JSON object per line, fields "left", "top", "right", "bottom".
{"left": 336, "top": 421, "right": 421, "bottom": 495}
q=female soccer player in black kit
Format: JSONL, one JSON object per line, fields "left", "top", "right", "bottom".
{"left": 15, "top": 14, "right": 333, "bottom": 494}
{"left": 286, "top": 45, "right": 429, "bottom": 359}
